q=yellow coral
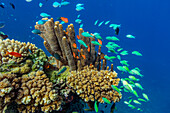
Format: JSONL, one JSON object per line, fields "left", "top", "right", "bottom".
{"left": 67, "top": 65, "right": 122, "bottom": 103}
{"left": 16, "top": 70, "right": 62, "bottom": 113}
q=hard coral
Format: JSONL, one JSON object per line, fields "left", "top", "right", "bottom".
{"left": 66, "top": 65, "right": 122, "bottom": 103}
{"left": 15, "top": 70, "right": 62, "bottom": 113}
{"left": 0, "top": 39, "right": 38, "bottom": 65}
{"left": 0, "top": 73, "right": 21, "bottom": 111}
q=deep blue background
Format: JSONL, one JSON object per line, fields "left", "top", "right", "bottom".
{"left": 0, "top": 0, "right": 170, "bottom": 113}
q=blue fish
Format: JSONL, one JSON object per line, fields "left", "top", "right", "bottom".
{"left": 40, "top": 13, "right": 50, "bottom": 18}
{"left": 0, "top": 21, "right": 5, "bottom": 28}
{"left": 38, "top": 20, "right": 47, "bottom": 25}
{"left": 57, "top": 66, "right": 67, "bottom": 76}
{"left": 32, "top": 29, "right": 42, "bottom": 34}
{"left": 61, "top": 1, "right": 70, "bottom": 6}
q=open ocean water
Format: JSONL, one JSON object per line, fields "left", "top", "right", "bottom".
{"left": 0, "top": 0, "right": 170, "bottom": 113}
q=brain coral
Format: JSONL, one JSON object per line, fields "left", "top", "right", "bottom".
{"left": 66, "top": 65, "right": 122, "bottom": 103}
{"left": 0, "top": 39, "right": 38, "bottom": 65}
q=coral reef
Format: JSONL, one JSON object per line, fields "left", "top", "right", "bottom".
{"left": 0, "top": 73, "right": 21, "bottom": 111}
{"left": 67, "top": 65, "right": 122, "bottom": 103}
{"left": 35, "top": 18, "right": 106, "bottom": 71}
{"left": 0, "top": 39, "right": 38, "bottom": 65}
{"left": 16, "top": 70, "right": 62, "bottom": 113}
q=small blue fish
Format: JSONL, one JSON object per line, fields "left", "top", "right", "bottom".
{"left": 38, "top": 20, "right": 47, "bottom": 25}
{"left": 39, "top": 3, "right": 43, "bottom": 7}
{"left": 53, "top": 2, "right": 61, "bottom": 8}
{"left": 40, "top": 13, "right": 50, "bottom": 18}
{"left": 32, "top": 29, "right": 42, "bottom": 34}
{"left": 76, "top": 6, "right": 84, "bottom": 11}
{"left": 57, "top": 66, "right": 67, "bottom": 75}
{"left": 76, "top": 3, "right": 84, "bottom": 7}
{"left": 81, "top": 32, "right": 93, "bottom": 37}
{"left": 80, "top": 23, "right": 83, "bottom": 28}
{"left": 61, "top": 1, "right": 70, "bottom": 6}
{"left": 78, "top": 40, "right": 88, "bottom": 48}
{"left": 0, "top": 21, "right": 5, "bottom": 28}
{"left": 98, "top": 21, "right": 104, "bottom": 26}
{"left": 75, "top": 19, "right": 82, "bottom": 24}
{"left": 94, "top": 20, "right": 98, "bottom": 25}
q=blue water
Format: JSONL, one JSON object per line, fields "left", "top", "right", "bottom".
{"left": 0, "top": 0, "right": 170, "bottom": 113}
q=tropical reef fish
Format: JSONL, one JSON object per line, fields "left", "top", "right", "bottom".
{"left": 105, "top": 21, "right": 110, "bottom": 25}
{"left": 132, "top": 51, "right": 142, "bottom": 56}
{"left": 57, "top": 17, "right": 68, "bottom": 23}
{"left": 102, "top": 97, "right": 111, "bottom": 104}
{"left": 40, "top": 13, "right": 50, "bottom": 18}
{"left": 94, "top": 101, "right": 98, "bottom": 112}
{"left": 57, "top": 66, "right": 67, "bottom": 76}
{"left": 120, "top": 60, "right": 129, "bottom": 66}
{"left": 26, "top": 0, "right": 32, "bottom": 2}
{"left": 129, "top": 76, "right": 139, "bottom": 81}
{"left": 132, "top": 90, "right": 139, "bottom": 97}
{"left": 98, "top": 21, "right": 104, "bottom": 26}
{"left": 106, "top": 36, "right": 119, "bottom": 41}
{"left": 94, "top": 34, "right": 102, "bottom": 40}
{"left": 115, "top": 27, "right": 119, "bottom": 35}
{"left": 39, "top": 3, "right": 43, "bottom": 7}
{"left": 0, "top": 3, "right": 5, "bottom": 8}
{"left": 76, "top": 4, "right": 84, "bottom": 7}
{"left": 32, "top": 29, "right": 42, "bottom": 34}
{"left": 0, "top": 31, "right": 8, "bottom": 40}
{"left": 126, "top": 34, "right": 135, "bottom": 39}
{"left": 61, "top": 1, "right": 70, "bottom": 6}
{"left": 120, "top": 50, "right": 128, "bottom": 55}
{"left": 78, "top": 40, "right": 88, "bottom": 48}
{"left": 133, "top": 100, "right": 141, "bottom": 105}
{"left": 135, "top": 83, "right": 144, "bottom": 90}
{"left": 0, "top": 21, "right": 5, "bottom": 28}
{"left": 129, "top": 69, "right": 143, "bottom": 77}
{"left": 6, "top": 51, "right": 22, "bottom": 57}
{"left": 138, "top": 98, "right": 147, "bottom": 102}
{"left": 80, "top": 24, "right": 83, "bottom": 28}
{"left": 75, "top": 19, "right": 82, "bottom": 24}
{"left": 142, "top": 93, "right": 149, "bottom": 101}
{"left": 9, "top": 3, "right": 15, "bottom": 9}
{"left": 53, "top": 2, "right": 61, "bottom": 8}
{"left": 94, "top": 20, "right": 98, "bottom": 25}
{"left": 38, "top": 20, "right": 48, "bottom": 25}
{"left": 76, "top": 6, "right": 84, "bottom": 11}
{"left": 111, "top": 85, "right": 121, "bottom": 93}
{"left": 91, "top": 41, "right": 102, "bottom": 46}
{"left": 117, "top": 66, "right": 127, "bottom": 72}
{"left": 81, "top": 32, "right": 93, "bottom": 37}
{"left": 128, "top": 104, "right": 136, "bottom": 109}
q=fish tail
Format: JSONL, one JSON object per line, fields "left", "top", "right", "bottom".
{"left": 5, "top": 51, "right": 9, "bottom": 55}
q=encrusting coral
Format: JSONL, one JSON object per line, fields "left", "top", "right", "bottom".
{"left": 0, "top": 39, "right": 38, "bottom": 65}
{"left": 66, "top": 65, "right": 122, "bottom": 103}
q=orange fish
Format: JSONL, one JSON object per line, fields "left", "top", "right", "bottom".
{"left": 73, "top": 43, "right": 77, "bottom": 48}
{"left": 82, "top": 55, "right": 86, "bottom": 59}
{"left": 60, "top": 17, "right": 68, "bottom": 23}
{"left": 98, "top": 39, "right": 102, "bottom": 45}
{"left": 76, "top": 56, "right": 79, "bottom": 59}
{"left": 88, "top": 45, "right": 90, "bottom": 52}
{"left": 90, "top": 64, "right": 92, "bottom": 66}
{"left": 66, "top": 31, "right": 68, "bottom": 35}
{"left": 77, "top": 35, "right": 80, "bottom": 39}
{"left": 77, "top": 49, "right": 80, "bottom": 52}
{"left": 6, "top": 51, "right": 22, "bottom": 57}
{"left": 73, "top": 52, "right": 76, "bottom": 58}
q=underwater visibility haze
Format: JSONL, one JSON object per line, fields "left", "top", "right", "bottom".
{"left": 0, "top": 0, "right": 170, "bottom": 113}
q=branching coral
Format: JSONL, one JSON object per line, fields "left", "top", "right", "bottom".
{"left": 0, "top": 73, "right": 21, "bottom": 111}
{"left": 15, "top": 70, "right": 63, "bottom": 113}
{"left": 67, "top": 65, "right": 122, "bottom": 104}
{"left": 0, "top": 39, "right": 38, "bottom": 65}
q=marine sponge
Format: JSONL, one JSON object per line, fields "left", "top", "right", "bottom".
{"left": 15, "top": 70, "right": 62, "bottom": 113}
{"left": 66, "top": 65, "right": 122, "bottom": 104}
{"left": 0, "top": 39, "right": 38, "bottom": 65}
{"left": 0, "top": 73, "right": 21, "bottom": 111}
